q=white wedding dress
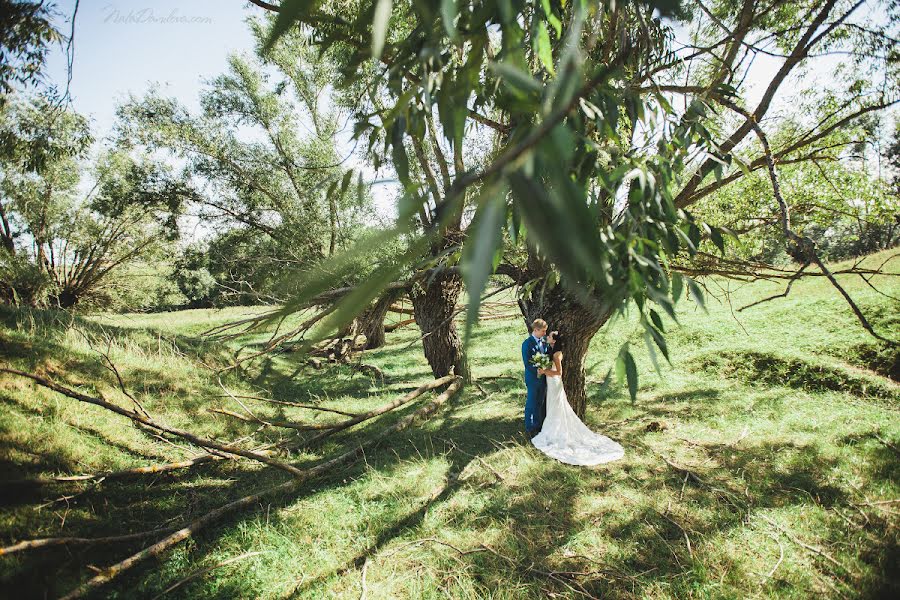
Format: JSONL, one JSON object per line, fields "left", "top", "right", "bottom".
{"left": 531, "top": 374, "right": 625, "bottom": 466}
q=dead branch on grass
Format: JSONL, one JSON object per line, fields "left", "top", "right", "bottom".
{"left": 57, "top": 376, "right": 463, "bottom": 600}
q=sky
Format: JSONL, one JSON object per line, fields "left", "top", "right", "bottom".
{"left": 44, "top": 1, "right": 258, "bottom": 137}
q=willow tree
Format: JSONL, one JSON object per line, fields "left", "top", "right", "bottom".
{"left": 115, "top": 22, "right": 370, "bottom": 306}
{"left": 252, "top": 0, "right": 897, "bottom": 415}
{"left": 0, "top": 95, "right": 189, "bottom": 308}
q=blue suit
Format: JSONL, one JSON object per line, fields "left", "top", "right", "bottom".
{"left": 522, "top": 335, "right": 548, "bottom": 433}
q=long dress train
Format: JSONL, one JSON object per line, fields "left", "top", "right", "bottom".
{"left": 531, "top": 374, "right": 624, "bottom": 466}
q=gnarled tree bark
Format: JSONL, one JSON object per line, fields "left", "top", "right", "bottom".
{"left": 358, "top": 288, "right": 405, "bottom": 349}
{"left": 410, "top": 269, "right": 470, "bottom": 381}
{"left": 518, "top": 285, "right": 611, "bottom": 419}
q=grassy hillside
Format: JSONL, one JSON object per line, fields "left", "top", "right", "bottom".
{"left": 0, "top": 251, "right": 897, "bottom": 599}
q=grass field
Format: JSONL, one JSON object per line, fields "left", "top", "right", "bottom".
{"left": 0, "top": 251, "right": 897, "bottom": 599}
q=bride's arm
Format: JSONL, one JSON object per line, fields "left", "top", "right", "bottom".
{"left": 543, "top": 352, "right": 563, "bottom": 377}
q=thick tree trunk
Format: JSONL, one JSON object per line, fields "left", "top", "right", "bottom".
{"left": 520, "top": 286, "right": 611, "bottom": 418}
{"left": 358, "top": 288, "right": 404, "bottom": 350}
{"left": 54, "top": 287, "right": 79, "bottom": 309}
{"left": 410, "top": 270, "right": 470, "bottom": 381}
{"left": 0, "top": 201, "right": 15, "bottom": 255}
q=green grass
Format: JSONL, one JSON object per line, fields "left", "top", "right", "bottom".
{"left": 0, "top": 251, "right": 898, "bottom": 599}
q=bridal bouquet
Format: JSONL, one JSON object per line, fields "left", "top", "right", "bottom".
{"left": 530, "top": 352, "right": 551, "bottom": 372}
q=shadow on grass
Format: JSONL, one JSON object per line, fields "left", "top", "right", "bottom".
{"left": 690, "top": 349, "right": 899, "bottom": 403}
{"left": 3, "top": 380, "right": 898, "bottom": 599}
{"left": 2, "top": 306, "right": 898, "bottom": 599}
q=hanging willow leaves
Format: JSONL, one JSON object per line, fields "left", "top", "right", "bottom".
{"left": 616, "top": 344, "right": 639, "bottom": 403}
{"left": 371, "top": 0, "right": 393, "bottom": 59}
{"left": 462, "top": 183, "right": 508, "bottom": 344}
{"left": 243, "top": 0, "right": 886, "bottom": 404}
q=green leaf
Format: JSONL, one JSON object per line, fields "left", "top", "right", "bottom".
{"left": 372, "top": 0, "right": 393, "bottom": 60}
{"left": 542, "top": 0, "right": 562, "bottom": 36}
{"left": 647, "top": 323, "right": 670, "bottom": 363}
{"left": 686, "top": 276, "right": 706, "bottom": 310}
{"left": 615, "top": 344, "right": 639, "bottom": 403}
{"left": 624, "top": 348, "right": 638, "bottom": 403}
{"left": 534, "top": 21, "right": 555, "bottom": 75}
{"left": 643, "top": 330, "right": 662, "bottom": 377}
{"left": 441, "top": 0, "right": 460, "bottom": 43}
{"left": 489, "top": 61, "right": 541, "bottom": 95}
{"left": 710, "top": 226, "right": 725, "bottom": 253}
{"left": 325, "top": 180, "right": 338, "bottom": 206}
{"left": 671, "top": 271, "right": 684, "bottom": 304}
{"left": 391, "top": 117, "right": 409, "bottom": 186}
{"left": 263, "top": 0, "right": 323, "bottom": 52}
{"left": 356, "top": 171, "right": 366, "bottom": 207}
{"left": 462, "top": 184, "right": 508, "bottom": 344}
{"left": 339, "top": 169, "right": 354, "bottom": 196}
{"left": 732, "top": 154, "right": 752, "bottom": 177}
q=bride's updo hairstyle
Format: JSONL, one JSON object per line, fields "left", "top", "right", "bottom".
{"left": 550, "top": 331, "right": 564, "bottom": 355}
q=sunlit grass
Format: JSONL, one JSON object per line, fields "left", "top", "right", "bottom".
{"left": 0, "top": 250, "right": 897, "bottom": 598}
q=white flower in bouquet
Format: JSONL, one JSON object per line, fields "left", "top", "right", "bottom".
{"left": 530, "top": 352, "right": 551, "bottom": 372}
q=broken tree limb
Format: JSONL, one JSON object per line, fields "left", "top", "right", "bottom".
{"left": 58, "top": 376, "right": 463, "bottom": 600}
{"left": 385, "top": 318, "right": 416, "bottom": 332}
{"left": 288, "top": 374, "right": 459, "bottom": 448}
{"left": 5, "top": 454, "right": 223, "bottom": 487}
{"left": 209, "top": 408, "right": 336, "bottom": 431}
{"left": 0, "top": 367, "right": 306, "bottom": 478}
{"left": 213, "top": 394, "right": 359, "bottom": 417}
{"left": 0, "top": 526, "right": 181, "bottom": 556}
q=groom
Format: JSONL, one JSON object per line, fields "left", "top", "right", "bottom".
{"left": 522, "top": 318, "right": 549, "bottom": 437}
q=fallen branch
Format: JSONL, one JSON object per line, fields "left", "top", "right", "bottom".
{"left": 385, "top": 318, "right": 416, "bottom": 332}
{"left": 873, "top": 434, "right": 900, "bottom": 456}
{"left": 765, "top": 532, "right": 785, "bottom": 579}
{"left": 359, "top": 558, "right": 369, "bottom": 600}
{"left": 0, "top": 526, "right": 179, "bottom": 556}
{"left": 209, "top": 408, "right": 335, "bottom": 431}
{"left": 58, "top": 376, "right": 463, "bottom": 600}
{"left": 439, "top": 437, "right": 505, "bottom": 483}
{"left": 0, "top": 367, "right": 306, "bottom": 478}
{"left": 5, "top": 455, "right": 222, "bottom": 487}
{"left": 288, "top": 374, "right": 459, "bottom": 448}
{"left": 759, "top": 514, "right": 852, "bottom": 575}
{"left": 212, "top": 393, "right": 360, "bottom": 417}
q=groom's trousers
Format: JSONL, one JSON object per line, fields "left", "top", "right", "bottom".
{"left": 524, "top": 375, "right": 547, "bottom": 432}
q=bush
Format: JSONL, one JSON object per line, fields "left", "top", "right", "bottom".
{"left": 0, "top": 253, "right": 54, "bottom": 307}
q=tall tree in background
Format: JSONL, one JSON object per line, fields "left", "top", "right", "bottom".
{"left": 116, "top": 22, "right": 370, "bottom": 306}
{"left": 0, "top": 0, "right": 59, "bottom": 102}
{"left": 0, "top": 95, "right": 188, "bottom": 307}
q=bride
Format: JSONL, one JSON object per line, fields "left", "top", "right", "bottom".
{"left": 532, "top": 331, "right": 625, "bottom": 466}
